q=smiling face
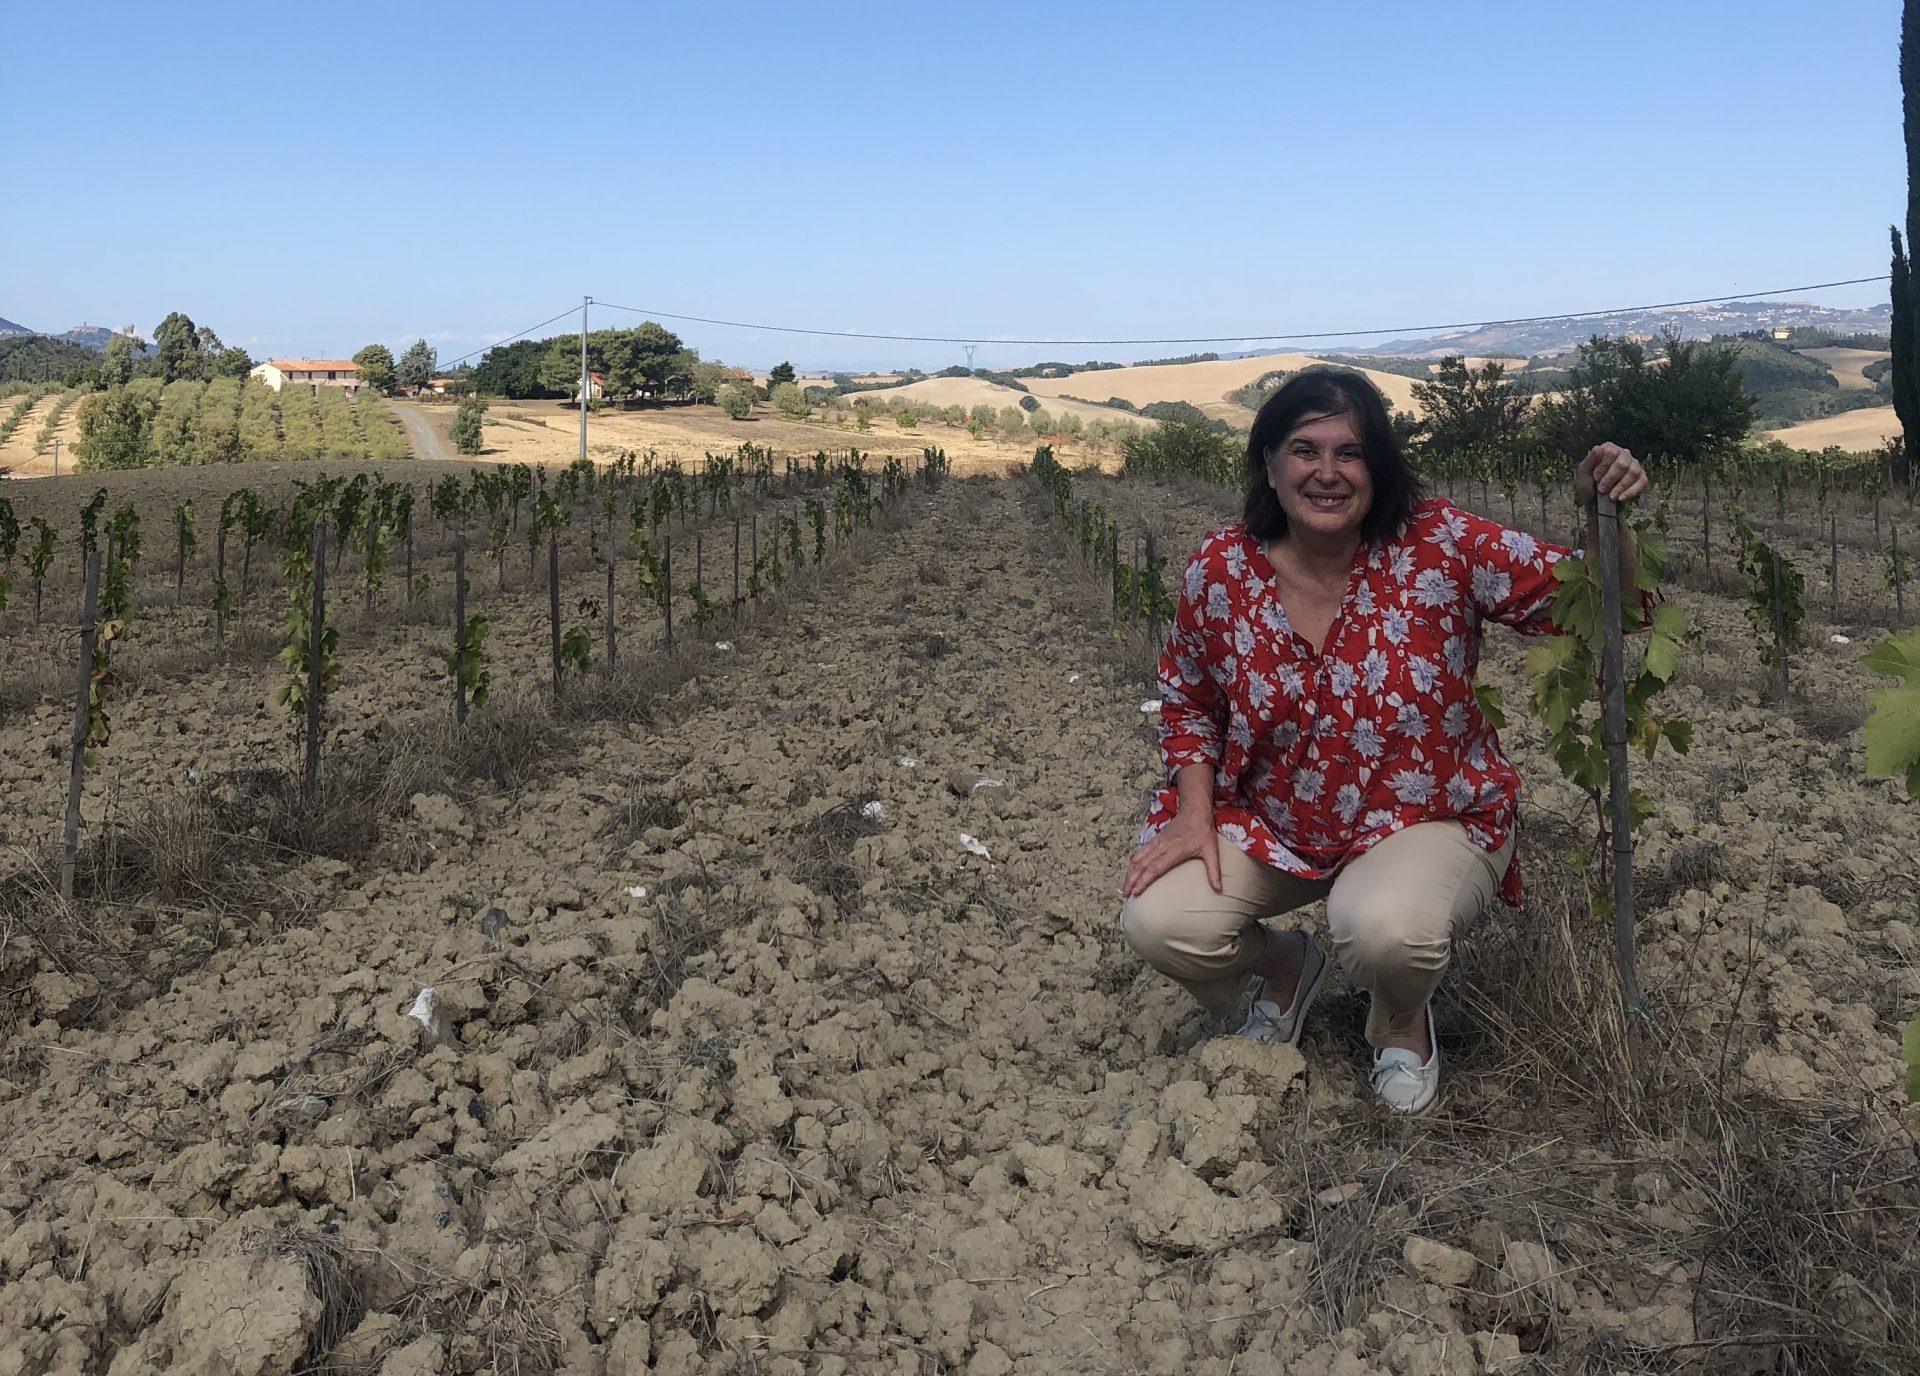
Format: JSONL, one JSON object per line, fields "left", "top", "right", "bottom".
{"left": 1265, "top": 409, "right": 1374, "bottom": 543}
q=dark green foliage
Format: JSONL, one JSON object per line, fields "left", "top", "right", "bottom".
{"left": 1137, "top": 399, "right": 1230, "bottom": 434}
{"left": 471, "top": 339, "right": 567, "bottom": 399}
{"left": 1410, "top": 357, "right": 1531, "bottom": 463}
{"left": 0, "top": 335, "right": 97, "bottom": 384}
{"left": 766, "top": 361, "right": 796, "bottom": 388}
{"left": 396, "top": 340, "right": 436, "bottom": 391}
{"left": 74, "top": 388, "right": 159, "bottom": 470}
{"left": 1225, "top": 369, "right": 1295, "bottom": 411}
{"left": 537, "top": 322, "right": 693, "bottom": 400}
{"left": 152, "top": 312, "right": 203, "bottom": 383}
{"left": 352, "top": 344, "right": 396, "bottom": 393}
{"left": 1121, "top": 412, "right": 1241, "bottom": 485}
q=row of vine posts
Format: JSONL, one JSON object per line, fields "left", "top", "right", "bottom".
{"left": 36, "top": 444, "right": 951, "bottom": 896}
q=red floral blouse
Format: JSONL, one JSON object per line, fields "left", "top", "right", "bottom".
{"left": 1141, "top": 498, "right": 1579, "bottom": 908}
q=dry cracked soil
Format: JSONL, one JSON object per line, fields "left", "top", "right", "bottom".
{"left": 1, "top": 469, "right": 1917, "bottom": 1375}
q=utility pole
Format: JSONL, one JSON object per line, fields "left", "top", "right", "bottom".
{"left": 964, "top": 345, "right": 975, "bottom": 370}
{"left": 579, "top": 295, "right": 591, "bottom": 462}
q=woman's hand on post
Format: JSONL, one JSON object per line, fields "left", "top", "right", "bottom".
{"left": 1574, "top": 443, "right": 1650, "bottom": 505}
{"left": 1122, "top": 809, "right": 1221, "bottom": 898}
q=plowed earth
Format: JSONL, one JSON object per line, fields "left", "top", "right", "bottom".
{"left": 1, "top": 472, "right": 1916, "bottom": 1375}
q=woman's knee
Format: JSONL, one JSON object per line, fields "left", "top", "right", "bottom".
{"left": 1325, "top": 894, "right": 1452, "bottom": 976}
{"left": 1118, "top": 861, "right": 1231, "bottom": 971}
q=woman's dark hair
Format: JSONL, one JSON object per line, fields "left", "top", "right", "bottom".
{"left": 1242, "top": 368, "right": 1424, "bottom": 543}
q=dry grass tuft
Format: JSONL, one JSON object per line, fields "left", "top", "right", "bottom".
{"left": 256, "top": 1226, "right": 364, "bottom": 1369}
{"left": 784, "top": 801, "right": 883, "bottom": 908}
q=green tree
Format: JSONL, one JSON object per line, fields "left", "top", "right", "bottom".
{"left": 74, "top": 388, "right": 158, "bottom": 470}
{"left": 396, "top": 339, "right": 436, "bottom": 391}
{"left": 471, "top": 339, "right": 563, "bottom": 398}
{"left": 771, "top": 381, "right": 809, "bottom": 418}
{"left": 451, "top": 396, "right": 488, "bottom": 454}
{"left": 1409, "top": 356, "right": 1532, "bottom": 463}
{"left": 209, "top": 346, "right": 253, "bottom": 378}
{"left": 353, "top": 343, "right": 397, "bottom": 393}
{"left": 103, "top": 331, "right": 145, "bottom": 387}
{"left": 716, "top": 383, "right": 754, "bottom": 420}
{"left": 153, "top": 312, "right": 204, "bottom": 383}
{"left": 767, "top": 361, "right": 797, "bottom": 388}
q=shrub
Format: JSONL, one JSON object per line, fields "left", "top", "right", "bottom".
{"left": 1017, "top": 394, "right": 1040, "bottom": 413}
{"left": 716, "top": 384, "right": 754, "bottom": 420}
{"left": 450, "top": 396, "right": 488, "bottom": 454}
{"left": 771, "top": 381, "right": 809, "bottom": 419}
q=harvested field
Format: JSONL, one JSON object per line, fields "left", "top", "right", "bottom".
{"left": 0, "top": 465, "right": 1915, "bottom": 1375}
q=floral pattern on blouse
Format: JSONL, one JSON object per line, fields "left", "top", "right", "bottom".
{"left": 1140, "top": 498, "right": 1586, "bottom": 908}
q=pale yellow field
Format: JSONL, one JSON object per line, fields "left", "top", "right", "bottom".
{"left": 1766, "top": 405, "right": 1901, "bottom": 452}
{"left": 840, "top": 376, "right": 1147, "bottom": 426}
{"left": 1018, "top": 352, "right": 1428, "bottom": 425}
{"left": 0, "top": 394, "right": 81, "bottom": 479}
{"left": 399, "top": 396, "right": 1125, "bottom": 473}
{"left": 1800, "top": 346, "right": 1889, "bottom": 392}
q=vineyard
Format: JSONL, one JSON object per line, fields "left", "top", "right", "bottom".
{"left": 0, "top": 442, "right": 1916, "bottom": 1374}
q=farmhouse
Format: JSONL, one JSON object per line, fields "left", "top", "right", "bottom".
{"left": 251, "top": 358, "right": 362, "bottom": 395}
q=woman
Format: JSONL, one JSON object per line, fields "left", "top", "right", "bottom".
{"left": 1118, "top": 368, "right": 1647, "bottom": 1114}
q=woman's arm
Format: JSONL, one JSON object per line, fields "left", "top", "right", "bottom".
{"left": 1156, "top": 550, "right": 1227, "bottom": 783}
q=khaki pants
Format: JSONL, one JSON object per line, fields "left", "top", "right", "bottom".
{"left": 1118, "top": 821, "right": 1514, "bottom": 1047}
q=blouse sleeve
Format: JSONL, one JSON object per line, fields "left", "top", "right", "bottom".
{"left": 1455, "top": 508, "right": 1574, "bottom": 637}
{"left": 1157, "top": 546, "right": 1226, "bottom": 781}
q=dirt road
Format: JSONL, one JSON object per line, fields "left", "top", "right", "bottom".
{"left": 390, "top": 398, "right": 453, "bottom": 463}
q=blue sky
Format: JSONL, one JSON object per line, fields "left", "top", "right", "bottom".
{"left": 1, "top": 1, "right": 1904, "bottom": 372}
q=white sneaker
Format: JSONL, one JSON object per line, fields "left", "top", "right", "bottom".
{"left": 1233, "top": 933, "right": 1329, "bottom": 1047}
{"left": 1371, "top": 1003, "right": 1440, "bottom": 1114}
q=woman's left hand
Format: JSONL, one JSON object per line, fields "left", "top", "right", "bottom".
{"left": 1574, "top": 443, "right": 1649, "bottom": 505}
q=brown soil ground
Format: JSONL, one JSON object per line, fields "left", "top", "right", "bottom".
{"left": 0, "top": 468, "right": 1915, "bottom": 1374}
{"left": 398, "top": 398, "right": 1123, "bottom": 477}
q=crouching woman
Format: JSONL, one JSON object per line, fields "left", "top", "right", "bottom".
{"left": 1118, "top": 369, "right": 1647, "bottom": 1114}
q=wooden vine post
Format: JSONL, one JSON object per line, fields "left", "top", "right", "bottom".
{"left": 663, "top": 536, "right": 674, "bottom": 649}
{"left": 1770, "top": 550, "right": 1790, "bottom": 706}
{"left": 304, "top": 523, "right": 326, "bottom": 798}
{"left": 60, "top": 549, "right": 102, "bottom": 902}
{"left": 605, "top": 525, "right": 618, "bottom": 668}
{"left": 214, "top": 526, "right": 227, "bottom": 646}
{"left": 733, "top": 516, "right": 741, "bottom": 622}
{"left": 547, "top": 533, "right": 562, "bottom": 696}
{"left": 1110, "top": 526, "right": 1120, "bottom": 610}
{"left": 454, "top": 530, "right": 468, "bottom": 724}
{"left": 1830, "top": 515, "right": 1840, "bottom": 614}
{"left": 1897, "top": 526, "right": 1907, "bottom": 629}
{"left": 1593, "top": 493, "right": 1641, "bottom": 1012}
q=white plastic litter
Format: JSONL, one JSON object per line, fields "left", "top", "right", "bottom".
{"left": 407, "top": 987, "right": 437, "bottom": 1026}
{"left": 895, "top": 755, "right": 919, "bottom": 768}
{"left": 1068, "top": 673, "right": 1081, "bottom": 683}
{"left": 1830, "top": 634, "right": 1851, "bottom": 645}
{"left": 972, "top": 777, "right": 1006, "bottom": 791}
{"left": 714, "top": 641, "right": 733, "bottom": 651}
{"left": 626, "top": 885, "right": 649, "bottom": 899}
{"left": 1140, "top": 699, "right": 1163, "bottom": 714}
{"left": 861, "top": 801, "right": 886, "bottom": 820}
{"left": 959, "top": 833, "right": 991, "bottom": 859}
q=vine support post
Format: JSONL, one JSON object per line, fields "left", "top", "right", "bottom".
{"left": 1145, "top": 531, "right": 1159, "bottom": 645}
{"left": 60, "top": 548, "right": 102, "bottom": 903}
{"left": 732, "top": 516, "right": 741, "bottom": 621}
{"left": 1594, "top": 493, "right": 1642, "bottom": 1014}
{"left": 1830, "top": 516, "right": 1839, "bottom": 615}
{"left": 1130, "top": 535, "right": 1141, "bottom": 623}
{"left": 304, "top": 523, "right": 326, "bottom": 799}
{"left": 454, "top": 530, "right": 468, "bottom": 725}
{"left": 1770, "top": 549, "right": 1790, "bottom": 707}
{"left": 605, "top": 527, "right": 617, "bottom": 668}
{"left": 1896, "top": 526, "right": 1906, "bottom": 629}
{"left": 695, "top": 533, "right": 704, "bottom": 608}
{"left": 364, "top": 514, "right": 377, "bottom": 615}
{"left": 404, "top": 509, "right": 414, "bottom": 603}
{"left": 663, "top": 536, "right": 674, "bottom": 650}
{"left": 547, "top": 534, "right": 561, "bottom": 697}
{"left": 214, "top": 526, "right": 227, "bottom": 646}
{"left": 1110, "top": 526, "right": 1120, "bottom": 610}
{"left": 750, "top": 516, "right": 758, "bottom": 592}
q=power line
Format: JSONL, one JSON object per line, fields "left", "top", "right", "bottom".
{"left": 436, "top": 305, "right": 583, "bottom": 370}
{"left": 592, "top": 275, "right": 1890, "bottom": 349}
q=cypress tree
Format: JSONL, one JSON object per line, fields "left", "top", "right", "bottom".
{"left": 1893, "top": 0, "right": 1920, "bottom": 484}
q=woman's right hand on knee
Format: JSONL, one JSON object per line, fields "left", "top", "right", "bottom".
{"left": 1122, "top": 812, "right": 1221, "bottom": 898}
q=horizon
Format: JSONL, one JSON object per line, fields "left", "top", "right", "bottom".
{"left": 1, "top": 0, "right": 1904, "bottom": 373}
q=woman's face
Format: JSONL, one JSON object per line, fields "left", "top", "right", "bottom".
{"left": 1266, "top": 409, "right": 1373, "bottom": 543}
